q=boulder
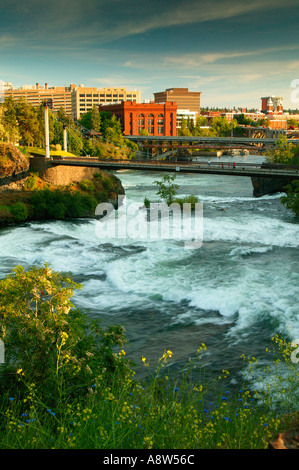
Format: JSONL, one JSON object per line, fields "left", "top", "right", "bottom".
{"left": 0, "top": 143, "right": 30, "bottom": 185}
{"left": 269, "top": 430, "right": 299, "bottom": 449}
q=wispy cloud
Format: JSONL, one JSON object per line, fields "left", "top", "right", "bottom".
{"left": 163, "top": 45, "right": 299, "bottom": 68}
{"left": 2, "top": 0, "right": 299, "bottom": 47}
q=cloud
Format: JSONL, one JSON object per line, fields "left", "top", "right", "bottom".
{"left": 163, "top": 45, "right": 299, "bottom": 68}
{"left": 2, "top": 0, "right": 299, "bottom": 47}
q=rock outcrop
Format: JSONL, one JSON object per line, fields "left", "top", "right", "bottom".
{"left": 0, "top": 143, "right": 30, "bottom": 185}
{"left": 251, "top": 176, "right": 295, "bottom": 197}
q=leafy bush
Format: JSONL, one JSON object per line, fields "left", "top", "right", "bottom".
{"left": 281, "top": 180, "right": 299, "bottom": 216}
{"left": 0, "top": 264, "right": 132, "bottom": 404}
{"left": 9, "top": 202, "right": 28, "bottom": 221}
{"left": 174, "top": 194, "right": 199, "bottom": 209}
{"left": 24, "top": 173, "right": 38, "bottom": 191}
{"left": 78, "top": 179, "right": 95, "bottom": 193}
{"left": 30, "top": 188, "right": 97, "bottom": 220}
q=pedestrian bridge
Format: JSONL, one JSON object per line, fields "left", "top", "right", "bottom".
{"left": 124, "top": 135, "right": 299, "bottom": 158}
{"left": 50, "top": 156, "right": 299, "bottom": 180}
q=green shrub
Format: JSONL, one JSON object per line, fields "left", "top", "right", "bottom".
{"left": 24, "top": 173, "right": 38, "bottom": 191}
{"left": 0, "top": 264, "right": 132, "bottom": 405}
{"left": 175, "top": 194, "right": 199, "bottom": 209}
{"left": 29, "top": 188, "right": 98, "bottom": 220}
{"left": 101, "top": 177, "right": 113, "bottom": 191}
{"left": 9, "top": 202, "right": 28, "bottom": 221}
{"left": 0, "top": 204, "right": 12, "bottom": 219}
{"left": 78, "top": 179, "right": 95, "bottom": 193}
{"left": 281, "top": 180, "right": 299, "bottom": 216}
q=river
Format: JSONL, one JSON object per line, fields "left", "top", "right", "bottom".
{"left": 0, "top": 154, "right": 298, "bottom": 399}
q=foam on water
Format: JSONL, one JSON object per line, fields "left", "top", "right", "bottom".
{"left": 0, "top": 166, "right": 298, "bottom": 394}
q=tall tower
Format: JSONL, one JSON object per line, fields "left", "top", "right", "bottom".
{"left": 276, "top": 98, "right": 283, "bottom": 114}
{"left": 266, "top": 97, "right": 273, "bottom": 115}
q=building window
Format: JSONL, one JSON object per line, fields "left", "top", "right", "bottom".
{"left": 148, "top": 126, "right": 154, "bottom": 134}
{"left": 158, "top": 126, "right": 164, "bottom": 134}
{"left": 148, "top": 114, "right": 154, "bottom": 126}
{"left": 138, "top": 114, "right": 144, "bottom": 126}
{"left": 157, "top": 114, "right": 164, "bottom": 125}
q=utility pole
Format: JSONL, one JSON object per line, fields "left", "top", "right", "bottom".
{"left": 43, "top": 99, "right": 53, "bottom": 159}
{"left": 63, "top": 124, "right": 67, "bottom": 152}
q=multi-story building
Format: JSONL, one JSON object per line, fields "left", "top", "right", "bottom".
{"left": 176, "top": 109, "right": 198, "bottom": 130}
{"left": 261, "top": 96, "right": 283, "bottom": 115}
{"left": 154, "top": 88, "right": 201, "bottom": 114}
{"left": 4, "top": 83, "right": 76, "bottom": 114}
{"left": 71, "top": 86, "right": 141, "bottom": 120}
{"left": 4, "top": 83, "right": 142, "bottom": 119}
{"left": 99, "top": 101, "right": 177, "bottom": 137}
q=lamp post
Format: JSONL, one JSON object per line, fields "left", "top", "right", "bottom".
{"left": 43, "top": 99, "right": 53, "bottom": 159}
{"left": 63, "top": 124, "right": 67, "bottom": 152}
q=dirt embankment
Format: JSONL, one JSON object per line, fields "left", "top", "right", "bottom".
{"left": 0, "top": 143, "right": 30, "bottom": 185}
{"left": 0, "top": 144, "right": 125, "bottom": 226}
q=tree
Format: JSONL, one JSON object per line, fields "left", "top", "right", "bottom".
{"left": 90, "top": 105, "right": 101, "bottom": 132}
{"left": 287, "top": 118, "right": 299, "bottom": 129}
{"left": 15, "top": 98, "right": 40, "bottom": 146}
{"left": 1, "top": 97, "right": 20, "bottom": 144}
{"left": 0, "top": 104, "right": 10, "bottom": 142}
{"left": 266, "top": 135, "right": 295, "bottom": 164}
{"left": 209, "top": 116, "right": 235, "bottom": 137}
{"left": 178, "top": 118, "right": 192, "bottom": 136}
{"left": 154, "top": 174, "right": 179, "bottom": 205}
{"left": 0, "top": 264, "right": 132, "bottom": 402}
{"left": 281, "top": 180, "right": 299, "bottom": 216}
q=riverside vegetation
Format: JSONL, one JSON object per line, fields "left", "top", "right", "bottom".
{"left": 0, "top": 264, "right": 298, "bottom": 449}
{"left": 0, "top": 167, "right": 123, "bottom": 226}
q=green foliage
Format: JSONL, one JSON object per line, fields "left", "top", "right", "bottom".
{"left": 152, "top": 175, "right": 199, "bottom": 208}
{"left": 281, "top": 180, "right": 299, "bottom": 216}
{"left": 178, "top": 115, "right": 236, "bottom": 137}
{"left": 29, "top": 188, "right": 97, "bottom": 220}
{"left": 209, "top": 116, "right": 237, "bottom": 137}
{"left": 266, "top": 135, "right": 296, "bottom": 164}
{"left": 78, "top": 179, "right": 95, "bottom": 193}
{"left": 0, "top": 265, "right": 132, "bottom": 405}
{"left": 0, "top": 265, "right": 297, "bottom": 449}
{"left": 144, "top": 197, "right": 150, "bottom": 208}
{"left": 174, "top": 194, "right": 199, "bottom": 209}
{"left": 154, "top": 174, "right": 179, "bottom": 205}
{"left": 9, "top": 202, "right": 28, "bottom": 221}
{"left": 24, "top": 173, "right": 38, "bottom": 191}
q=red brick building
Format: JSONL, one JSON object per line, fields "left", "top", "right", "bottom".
{"left": 99, "top": 101, "right": 177, "bottom": 136}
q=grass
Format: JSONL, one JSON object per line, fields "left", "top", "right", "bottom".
{"left": 0, "top": 265, "right": 297, "bottom": 450}
{"left": 0, "top": 344, "right": 297, "bottom": 450}
{"left": 24, "top": 146, "right": 78, "bottom": 158}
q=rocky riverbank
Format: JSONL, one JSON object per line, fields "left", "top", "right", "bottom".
{"left": 0, "top": 143, "right": 124, "bottom": 226}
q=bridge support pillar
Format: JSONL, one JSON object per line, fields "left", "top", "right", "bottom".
{"left": 251, "top": 176, "right": 295, "bottom": 197}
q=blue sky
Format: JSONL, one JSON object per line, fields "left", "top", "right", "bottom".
{"left": 1, "top": 0, "right": 299, "bottom": 109}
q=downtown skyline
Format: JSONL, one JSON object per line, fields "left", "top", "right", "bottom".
{"left": 1, "top": 0, "right": 299, "bottom": 109}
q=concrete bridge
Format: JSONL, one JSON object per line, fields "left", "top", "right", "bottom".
{"left": 124, "top": 135, "right": 299, "bottom": 159}
{"left": 48, "top": 156, "right": 299, "bottom": 197}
